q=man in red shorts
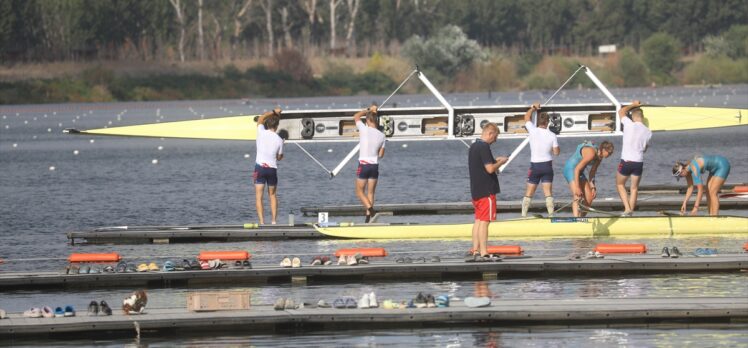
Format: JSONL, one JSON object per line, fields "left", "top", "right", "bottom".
{"left": 468, "top": 123, "right": 508, "bottom": 261}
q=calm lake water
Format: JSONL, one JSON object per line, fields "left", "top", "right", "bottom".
{"left": 1, "top": 84, "right": 747, "bottom": 346}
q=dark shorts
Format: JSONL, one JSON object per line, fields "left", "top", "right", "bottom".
{"left": 254, "top": 164, "right": 278, "bottom": 186}
{"left": 357, "top": 163, "right": 379, "bottom": 180}
{"left": 618, "top": 160, "right": 644, "bottom": 177}
{"left": 527, "top": 161, "right": 554, "bottom": 185}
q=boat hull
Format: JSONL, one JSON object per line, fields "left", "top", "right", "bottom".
{"left": 66, "top": 105, "right": 747, "bottom": 141}
{"left": 314, "top": 216, "right": 748, "bottom": 240}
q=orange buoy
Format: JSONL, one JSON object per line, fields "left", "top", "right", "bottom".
{"left": 594, "top": 243, "right": 647, "bottom": 254}
{"left": 470, "top": 245, "right": 523, "bottom": 255}
{"left": 743, "top": 242, "right": 748, "bottom": 251}
{"left": 335, "top": 248, "right": 388, "bottom": 257}
{"left": 198, "top": 251, "right": 250, "bottom": 261}
{"left": 733, "top": 185, "right": 748, "bottom": 193}
{"left": 68, "top": 253, "right": 121, "bottom": 263}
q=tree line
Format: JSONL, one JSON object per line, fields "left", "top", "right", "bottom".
{"left": 1, "top": 0, "right": 746, "bottom": 63}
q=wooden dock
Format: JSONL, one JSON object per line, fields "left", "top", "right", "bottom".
{"left": 67, "top": 224, "right": 324, "bottom": 245}
{"left": 1, "top": 297, "right": 745, "bottom": 339}
{"left": 301, "top": 196, "right": 748, "bottom": 217}
{"left": 1, "top": 255, "right": 746, "bottom": 291}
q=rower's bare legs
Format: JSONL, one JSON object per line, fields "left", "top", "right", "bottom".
{"left": 629, "top": 175, "right": 642, "bottom": 213}
{"left": 477, "top": 220, "right": 490, "bottom": 256}
{"left": 268, "top": 185, "right": 278, "bottom": 224}
{"left": 524, "top": 184, "right": 538, "bottom": 197}
{"left": 707, "top": 175, "right": 725, "bottom": 215}
{"left": 616, "top": 172, "right": 632, "bottom": 213}
{"left": 569, "top": 182, "right": 581, "bottom": 217}
{"left": 255, "top": 184, "right": 266, "bottom": 224}
{"left": 522, "top": 184, "right": 538, "bottom": 217}
{"left": 541, "top": 183, "right": 552, "bottom": 197}
{"left": 355, "top": 179, "right": 372, "bottom": 215}
{"left": 367, "top": 178, "right": 378, "bottom": 210}
{"left": 580, "top": 179, "right": 596, "bottom": 218}
{"left": 471, "top": 220, "right": 480, "bottom": 254}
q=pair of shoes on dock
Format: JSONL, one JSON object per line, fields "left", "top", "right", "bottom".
{"left": 24, "top": 306, "right": 74, "bottom": 318}
{"left": 273, "top": 297, "right": 297, "bottom": 310}
{"left": 465, "top": 253, "right": 503, "bottom": 262}
{"left": 333, "top": 297, "right": 358, "bottom": 309}
{"left": 310, "top": 255, "right": 332, "bottom": 266}
{"left": 337, "top": 254, "right": 367, "bottom": 266}
{"left": 87, "top": 301, "right": 112, "bottom": 316}
{"left": 136, "top": 262, "right": 160, "bottom": 272}
{"left": 232, "top": 260, "right": 252, "bottom": 269}
{"left": 358, "top": 292, "right": 379, "bottom": 309}
{"left": 64, "top": 264, "right": 102, "bottom": 274}
{"left": 280, "top": 257, "right": 301, "bottom": 268}
{"left": 409, "top": 292, "right": 437, "bottom": 308}
{"left": 693, "top": 248, "right": 718, "bottom": 256}
{"left": 394, "top": 256, "right": 440, "bottom": 263}
{"left": 661, "top": 247, "right": 682, "bottom": 258}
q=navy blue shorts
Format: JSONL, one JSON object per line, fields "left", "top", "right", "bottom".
{"left": 527, "top": 161, "right": 554, "bottom": 185}
{"left": 357, "top": 163, "right": 379, "bottom": 180}
{"left": 254, "top": 164, "right": 278, "bottom": 186}
{"left": 618, "top": 160, "right": 643, "bottom": 177}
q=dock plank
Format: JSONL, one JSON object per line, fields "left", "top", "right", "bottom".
{"left": 1, "top": 255, "right": 745, "bottom": 291}
{"left": 1, "top": 297, "right": 745, "bottom": 339}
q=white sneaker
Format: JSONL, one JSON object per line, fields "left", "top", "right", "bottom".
{"left": 337, "top": 255, "right": 347, "bottom": 265}
{"left": 368, "top": 292, "right": 378, "bottom": 308}
{"left": 347, "top": 255, "right": 358, "bottom": 266}
{"left": 358, "top": 293, "right": 370, "bottom": 309}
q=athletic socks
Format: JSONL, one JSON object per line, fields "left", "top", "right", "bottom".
{"left": 545, "top": 196, "right": 555, "bottom": 216}
{"left": 521, "top": 197, "right": 532, "bottom": 217}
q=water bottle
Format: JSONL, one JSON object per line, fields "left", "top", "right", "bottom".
{"left": 288, "top": 211, "right": 295, "bottom": 226}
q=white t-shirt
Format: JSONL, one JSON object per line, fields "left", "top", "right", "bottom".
{"left": 357, "top": 121, "right": 385, "bottom": 164}
{"left": 255, "top": 124, "right": 284, "bottom": 168}
{"left": 620, "top": 117, "right": 652, "bottom": 162}
{"left": 525, "top": 121, "right": 559, "bottom": 163}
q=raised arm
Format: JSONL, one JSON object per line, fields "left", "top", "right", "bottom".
{"left": 354, "top": 104, "right": 377, "bottom": 123}
{"left": 618, "top": 100, "right": 641, "bottom": 119}
{"left": 257, "top": 107, "right": 281, "bottom": 127}
{"left": 524, "top": 102, "right": 540, "bottom": 123}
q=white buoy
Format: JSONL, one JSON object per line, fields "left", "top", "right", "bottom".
{"left": 73, "top": 150, "right": 79, "bottom": 155}
{"left": 32, "top": 135, "right": 37, "bottom": 139}
{"left": 49, "top": 166, "right": 56, "bottom": 171}
{"left": 402, "top": 144, "right": 408, "bottom": 148}
{"left": 89, "top": 139, "right": 95, "bottom": 143}
{"left": 151, "top": 159, "right": 159, "bottom": 164}
{"left": 244, "top": 154, "right": 250, "bottom": 158}
{"left": 12, "top": 143, "right": 17, "bottom": 148}
{"left": 157, "top": 146, "right": 163, "bottom": 150}
{"left": 327, "top": 149, "right": 333, "bottom": 153}
{"left": 4, "top": 125, "right": 8, "bottom": 129}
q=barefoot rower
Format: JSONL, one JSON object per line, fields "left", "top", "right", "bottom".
{"left": 673, "top": 155, "right": 731, "bottom": 215}
{"left": 254, "top": 108, "right": 284, "bottom": 224}
{"left": 616, "top": 100, "right": 652, "bottom": 216}
{"left": 563, "top": 141, "right": 614, "bottom": 217}
{"left": 521, "top": 102, "right": 560, "bottom": 217}
{"left": 353, "top": 105, "right": 386, "bottom": 223}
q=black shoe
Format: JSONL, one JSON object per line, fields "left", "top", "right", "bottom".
{"left": 670, "top": 247, "right": 682, "bottom": 258}
{"left": 364, "top": 214, "right": 371, "bottom": 223}
{"left": 661, "top": 247, "right": 670, "bottom": 258}
{"left": 100, "top": 301, "right": 112, "bottom": 316}
{"left": 87, "top": 301, "right": 99, "bottom": 316}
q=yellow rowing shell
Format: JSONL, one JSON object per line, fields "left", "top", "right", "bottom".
{"left": 68, "top": 106, "right": 746, "bottom": 141}
{"left": 314, "top": 216, "right": 748, "bottom": 240}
